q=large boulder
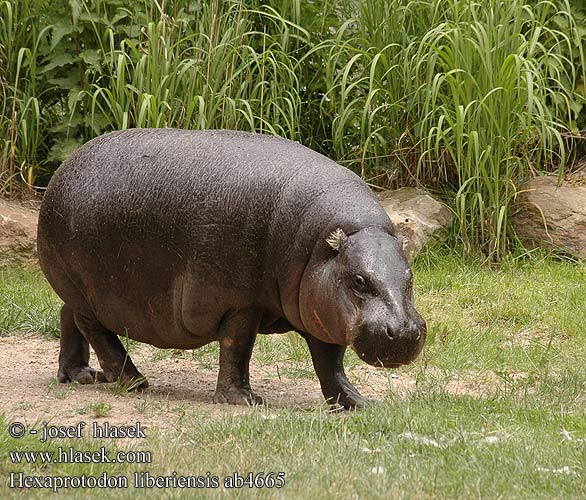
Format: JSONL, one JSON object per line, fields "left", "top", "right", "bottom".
{"left": 0, "top": 197, "right": 40, "bottom": 263}
{"left": 513, "top": 174, "right": 586, "bottom": 259}
{"left": 378, "top": 188, "right": 453, "bottom": 260}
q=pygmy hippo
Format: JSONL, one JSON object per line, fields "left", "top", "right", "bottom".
{"left": 37, "top": 129, "right": 426, "bottom": 409}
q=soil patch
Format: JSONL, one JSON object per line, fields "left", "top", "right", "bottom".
{"left": 0, "top": 334, "right": 409, "bottom": 431}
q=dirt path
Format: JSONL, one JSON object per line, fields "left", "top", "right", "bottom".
{"left": 0, "top": 334, "right": 414, "bottom": 431}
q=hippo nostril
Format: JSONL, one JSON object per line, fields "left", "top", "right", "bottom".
{"left": 385, "top": 327, "right": 395, "bottom": 340}
{"left": 415, "top": 331, "right": 421, "bottom": 342}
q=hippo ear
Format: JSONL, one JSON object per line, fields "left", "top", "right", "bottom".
{"left": 326, "top": 228, "right": 348, "bottom": 251}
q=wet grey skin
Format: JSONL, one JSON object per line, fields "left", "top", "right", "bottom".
{"left": 37, "top": 128, "right": 427, "bottom": 409}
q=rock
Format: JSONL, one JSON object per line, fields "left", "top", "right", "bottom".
{"left": 0, "top": 197, "right": 40, "bottom": 264}
{"left": 513, "top": 175, "right": 586, "bottom": 259}
{"left": 378, "top": 188, "right": 453, "bottom": 260}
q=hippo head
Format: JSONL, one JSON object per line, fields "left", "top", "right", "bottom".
{"left": 299, "top": 227, "right": 426, "bottom": 367}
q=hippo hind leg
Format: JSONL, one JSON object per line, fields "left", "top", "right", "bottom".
{"left": 66, "top": 309, "right": 148, "bottom": 390}
{"left": 57, "top": 304, "right": 106, "bottom": 384}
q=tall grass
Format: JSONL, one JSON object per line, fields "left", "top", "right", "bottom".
{"left": 87, "top": 1, "right": 307, "bottom": 137}
{"left": 0, "top": 0, "right": 584, "bottom": 258}
{"left": 317, "top": 0, "right": 583, "bottom": 258}
{"left": 0, "top": 0, "right": 51, "bottom": 193}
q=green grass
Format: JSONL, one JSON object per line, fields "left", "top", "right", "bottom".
{"left": 414, "top": 251, "right": 586, "bottom": 373}
{"left": 0, "top": 254, "right": 585, "bottom": 498}
{"left": 77, "top": 402, "right": 112, "bottom": 418}
{"left": 1, "top": 391, "right": 585, "bottom": 498}
{"left": 0, "top": 266, "right": 61, "bottom": 336}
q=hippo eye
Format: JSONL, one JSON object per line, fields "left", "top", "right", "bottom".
{"left": 351, "top": 274, "right": 368, "bottom": 293}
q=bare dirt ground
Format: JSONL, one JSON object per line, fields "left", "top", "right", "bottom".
{"left": 0, "top": 334, "right": 420, "bottom": 432}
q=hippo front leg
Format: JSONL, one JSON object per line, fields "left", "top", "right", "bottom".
{"left": 213, "top": 309, "right": 264, "bottom": 406}
{"left": 302, "top": 333, "right": 373, "bottom": 410}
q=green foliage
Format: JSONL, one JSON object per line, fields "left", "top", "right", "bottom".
{"left": 316, "top": 0, "right": 584, "bottom": 258}
{"left": 0, "top": 0, "right": 54, "bottom": 191}
{"left": 0, "top": 0, "right": 585, "bottom": 258}
{"left": 556, "top": 0, "right": 586, "bottom": 130}
{"left": 0, "top": 0, "right": 311, "bottom": 188}
{"left": 88, "top": 1, "right": 307, "bottom": 137}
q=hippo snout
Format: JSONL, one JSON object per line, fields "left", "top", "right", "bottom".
{"left": 383, "top": 318, "right": 422, "bottom": 342}
{"left": 351, "top": 315, "right": 427, "bottom": 368}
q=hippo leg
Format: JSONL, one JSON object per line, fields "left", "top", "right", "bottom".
{"left": 302, "top": 333, "right": 373, "bottom": 410}
{"left": 57, "top": 304, "right": 107, "bottom": 384}
{"left": 213, "top": 310, "right": 263, "bottom": 406}
{"left": 72, "top": 312, "right": 148, "bottom": 389}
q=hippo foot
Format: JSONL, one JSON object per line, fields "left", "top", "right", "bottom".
{"left": 325, "top": 382, "right": 376, "bottom": 410}
{"left": 57, "top": 365, "right": 107, "bottom": 385}
{"left": 213, "top": 386, "right": 264, "bottom": 406}
{"left": 328, "top": 393, "right": 376, "bottom": 411}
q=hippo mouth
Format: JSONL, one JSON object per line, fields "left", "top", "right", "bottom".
{"left": 350, "top": 328, "right": 426, "bottom": 368}
{"left": 351, "top": 351, "right": 419, "bottom": 369}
